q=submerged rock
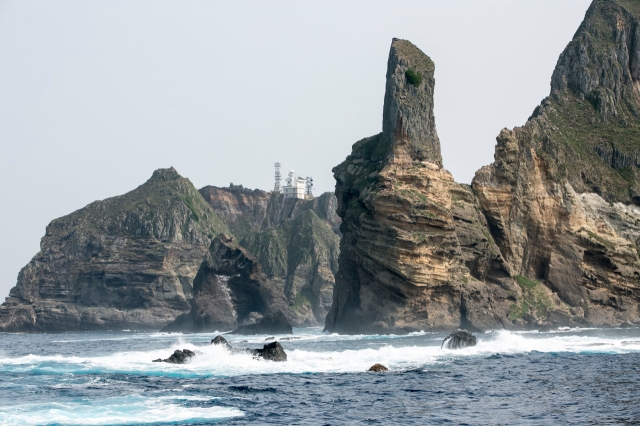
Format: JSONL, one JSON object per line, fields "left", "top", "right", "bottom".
{"left": 233, "top": 311, "right": 292, "bottom": 335}
{"left": 442, "top": 329, "right": 477, "bottom": 350}
{"left": 368, "top": 363, "right": 389, "bottom": 372}
{"left": 152, "top": 349, "right": 196, "bottom": 364}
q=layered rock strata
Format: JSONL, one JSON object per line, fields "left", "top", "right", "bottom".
{"left": 325, "top": 39, "right": 522, "bottom": 334}
{"left": 0, "top": 168, "right": 227, "bottom": 331}
{"left": 328, "top": 0, "right": 640, "bottom": 333}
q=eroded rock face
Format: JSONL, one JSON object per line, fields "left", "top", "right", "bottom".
{"left": 162, "top": 234, "right": 290, "bottom": 332}
{"left": 0, "top": 168, "right": 226, "bottom": 332}
{"left": 472, "top": 0, "right": 640, "bottom": 327}
{"left": 200, "top": 185, "right": 341, "bottom": 327}
{"left": 325, "top": 39, "right": 517, "bottom": 334}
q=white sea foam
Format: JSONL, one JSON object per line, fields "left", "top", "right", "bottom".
{"left": 1, "top": 329, "right": 639, "bottom": 379}
{"left": 0, "top": 395, "right": 243, "bottom": 425}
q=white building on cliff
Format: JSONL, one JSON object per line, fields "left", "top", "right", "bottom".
{"left": 283, "top": 170, "right": 307, "bottom": 199}
{"left": 274, "top": 164, "right": 313, "bottom": 199}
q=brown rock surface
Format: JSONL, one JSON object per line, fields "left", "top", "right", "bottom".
{"left": 472, "top": 0, "right": 640, "bottom": 327}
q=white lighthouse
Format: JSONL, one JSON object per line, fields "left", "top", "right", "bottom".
{"left": 282, "top": 170, "right": 308, "bottom": 199}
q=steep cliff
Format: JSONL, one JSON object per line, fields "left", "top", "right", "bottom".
{"left": 199, "top": 185, "right": 340, "bottom": 326}
{"left": 0, "top": 168, "right": 227, "bottom": 331}
{"left": 325, "top": 39, "right": 525, "bottom": 334}
{"left": 162, "top": 234, "right": 290, "bottom": 332}
{"left": 473, "top": 0, "right": 640, "bottom": 327}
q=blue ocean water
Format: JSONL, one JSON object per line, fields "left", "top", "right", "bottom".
{"left": 1, "top": 327, "right": 639, "bottom": 425}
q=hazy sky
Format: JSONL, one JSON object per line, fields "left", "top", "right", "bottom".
{"left": 0, "top": 0, "right": 591, "bottom": 298}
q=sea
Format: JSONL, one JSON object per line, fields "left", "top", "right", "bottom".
{"left": 0, "top": 327, "right": 639, "bottom": 425}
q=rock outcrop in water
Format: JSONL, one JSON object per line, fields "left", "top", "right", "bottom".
{"left": 442, "top": 329, "right": 477, "bottom": 350}
{"left": 368, "top": 363, "right": 389, "bottom": 372}
{"left": 327, "top": 0, "right": 640, "bottom": 333}
{"left": 152, "top": 348, "right": 197, "bottom": 364}
{"left": 209, "top": 334, "right": 288, "bottom": 362}
{"left": 0, "top": 168, "right": 227, "bottom": 332}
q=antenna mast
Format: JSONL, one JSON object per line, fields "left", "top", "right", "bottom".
{"left": 305, "top": 177, "right": 314, "bottom": 198}
{"left": 274, "top": 162, "right": 282, "bottom": 193}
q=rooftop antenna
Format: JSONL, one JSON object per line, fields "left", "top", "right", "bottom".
{"left": 274, "top": 162, "right": 282, "bottom": 193}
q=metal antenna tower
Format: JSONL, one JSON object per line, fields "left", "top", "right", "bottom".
{"left": 274, "top": 162, "right": 282, "bottom": 193}
{"left": 305, "top": 177, "right": 314, "bottom": 197}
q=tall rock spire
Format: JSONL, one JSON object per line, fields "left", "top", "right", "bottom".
{"left": 325, "top": 39, "right": 515, "bottom": 334}
{"left": 382, "top": 38, "right": 442, "bottom": 165}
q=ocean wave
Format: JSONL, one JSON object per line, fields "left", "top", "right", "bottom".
{"left": 0, "top": 395, "right": 243, "bottom": 425}
{"left": 1, "top": 329, "right": 639, "bottom": 379}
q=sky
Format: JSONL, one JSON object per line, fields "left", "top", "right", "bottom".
{"left": 0, "top": 0, "right": 592, "bottom": 299}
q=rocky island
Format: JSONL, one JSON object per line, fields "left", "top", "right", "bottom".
{"left": 0, "top": 171, "right": 339, "bottom": 331}
{"left": 1, "top": 0, "right": 639, "bottom": 334}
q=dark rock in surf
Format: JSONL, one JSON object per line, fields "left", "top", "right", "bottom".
{"left": 211, "top": 335, "right": 232, "bottom": 349}
{"left": 252, "top": 341, "right": 287, "bottom": 362}
{"left": 368, "top": 363, "right": 389, "bottom": 372}
{"left": 152, "top": 349, "right": 196, "bottom": 364}
{"left": 233, "top": 311, "right": 292, "bottom": 335}
{"left": 209, "top": 334, "right": 288, "bottom": 361}
{"left": 442, "top": 329, "right": 477, "bottom": 349}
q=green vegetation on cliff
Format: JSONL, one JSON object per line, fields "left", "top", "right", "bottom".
{"left": 241, "top": 210, "right": 339, "bottom": 279}
{"left": 241, "top": 209, "right": 339, "bottom": 318}
{"left": 405, "top": 68, "right": 422, "bottom": 87}
{"left": 47, "top": 167, "right": 228, "bottom": 242}
{"left": 530, "top": 0, "right": 640, "bottom": 203}
{"left": 508, "top": 276, "right": 554, "bottom": 320}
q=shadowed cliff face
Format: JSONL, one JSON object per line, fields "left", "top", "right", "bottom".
{"left": 325, "top": 39, "right": 521, "bottom": 334}
{"left": 162, "top": 234, "right": 290, "bottom": 333}
{"left": 0, "top": 168, "right": 227, "bottom": 332}
{"left": 473, "top": 0, "right": 640, "bottom": 327}
{"left": 199, "top": 185, "right": 341, "bottom": 327}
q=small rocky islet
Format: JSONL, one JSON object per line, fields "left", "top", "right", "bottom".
{"left": 152, "top": 329, "right": 478, "bottom": 366}
{"left": 1, "top": 0, "right": 640, "bottom": 335}
{"left": 152, "top": 335, "right": 288, "bottom": 364}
